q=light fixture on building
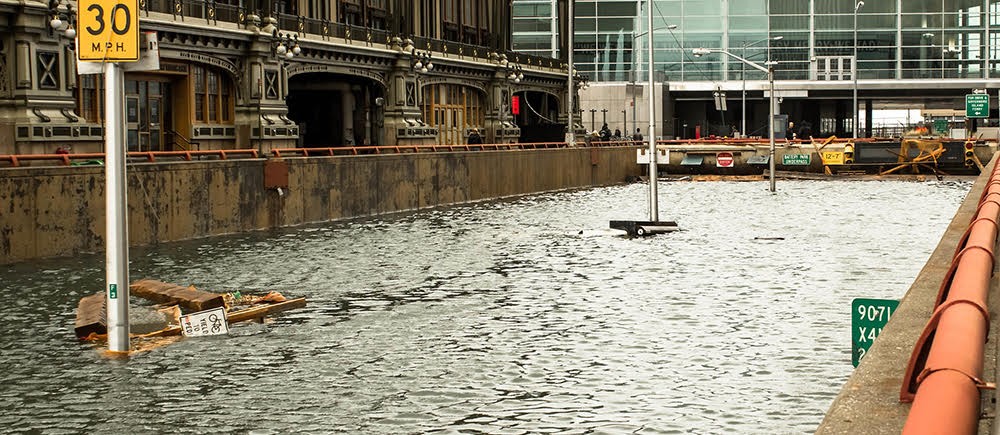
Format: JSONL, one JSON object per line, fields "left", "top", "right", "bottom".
{"left": 412, "top": 49, "right": 433, "bottom": 74}
{"left": 506, "top": 64, "right": 524, "bottom": 83}
{"left": 273, "top": 31, "right": 300, "bottom": 60}
{"left": 48, "top": 0, "right": 76, "bottom": 39}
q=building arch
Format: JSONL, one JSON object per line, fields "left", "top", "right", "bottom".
{"left": 286, "top": 72, "right": 387, "bottom": 147}
{"left": 513, "top": 90, "right": 563, "bottom": 143}
{"left": 420, "top": 83, "right": 487, "bottom": 145}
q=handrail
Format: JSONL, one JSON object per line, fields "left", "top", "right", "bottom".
{"left": 898, "top": 155, "right": 1000, "bottom": 434}
{"left": 0, "top": 149, "right": 259, "bottom": 167}
{"left": 164, "top": 127, "right": 200, "bottom": 151}
{"left": 268, "top": 142, "right": 641, "bottom": 158}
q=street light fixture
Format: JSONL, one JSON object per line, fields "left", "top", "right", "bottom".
{"left": 853, "top": 0, "right": 864, "bottom": 138}
{"left": 48, "top": 0, "right": 76, "bottom": 38}
{"left": 693, "top": 47, "right": 778, "bottom": 192}
{"left": 273, "top": 31, "right": 301, "bottom": 60}
{"left": 741, "top": 36, "right": 782, "bottom": 138}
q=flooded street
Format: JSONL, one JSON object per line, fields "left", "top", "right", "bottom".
{"left": 0, "top": 179, "right": 971, "bottom": 433}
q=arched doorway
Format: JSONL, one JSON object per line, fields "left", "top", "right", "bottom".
{"left": 514, "top": 91, "right": 562, "bottom": 143}
{"left": 286, "top": 73, "right": 385, "bottom": 147}
{"left": 420, "top": 84, "right": 486, "bottom": 145}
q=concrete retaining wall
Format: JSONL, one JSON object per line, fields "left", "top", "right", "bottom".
{"left": 0, "top": 147, "right": 641, "bottom": 264}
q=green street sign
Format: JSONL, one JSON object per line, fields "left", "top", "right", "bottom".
{"left": 109, "top": 283, "right": 118, "bottom": 299}
{"left": 933, "top": 119, "right": 948, "bottom": 134}
{"left": 782, "top": 154, "right": 811, "bottom": 165}
{"left": 852, "top": 298, "right": 899, "bottom": 367}
{"left": 966, "top": 94, "right": 989, "bottom": 118}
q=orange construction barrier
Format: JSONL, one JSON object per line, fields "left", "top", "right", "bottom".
{"left": 899, "top": 158, "right": 1000, "bottom": 434}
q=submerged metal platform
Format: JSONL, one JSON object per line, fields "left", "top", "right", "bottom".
{"left": 609, "top": 220, "right": 679, "bottom": 237}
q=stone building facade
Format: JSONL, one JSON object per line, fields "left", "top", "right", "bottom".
{"left": 0, "top": 0, "right": 574, "bottom": 155}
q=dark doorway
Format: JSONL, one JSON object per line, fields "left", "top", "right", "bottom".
{"left": 514, "top": 91, "right": 562, "bottom": 143}
{"left": 286, "top": 73, "right": 385, "bottom": 147}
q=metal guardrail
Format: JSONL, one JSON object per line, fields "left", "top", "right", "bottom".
{"left": 898, "top": 156, "right": 1000, "bottom": 434}
{"left": 270, "top": 142, "right": 578, "bottom": 157}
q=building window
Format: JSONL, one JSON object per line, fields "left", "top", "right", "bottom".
{"left": 421, "top": 84, "right": 484, "bottom": 145}
{"left": 38, "top": 51, "right": 59, "bottom": 90}
{"left": 192, "top": 65, "right": 234, "bottom": 123}
{"left": 340, "top": 0, "right": 361, "bottom": 25}
{"left": 77, "top": 75, "right": 104, "bottom": 122}
{"left": 367, "top": 0, "right": 386, "bottom": 29}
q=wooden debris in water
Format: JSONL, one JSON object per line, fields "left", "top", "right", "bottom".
{"left": 74, "top": 292, "right": 106, "bottom": 338}
{"left": 130, "top": 279, "right": 225, "bottom": 312}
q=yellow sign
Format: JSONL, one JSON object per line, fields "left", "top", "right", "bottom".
{"left": 822, "top": 151, "right": 845, "bottom": 165}
{"left": 78, "top": 0, "right": 139, "bottom": 62}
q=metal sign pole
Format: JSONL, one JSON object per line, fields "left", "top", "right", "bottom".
{"left": 104, "top": 62, "right": 130, "bottom": 353}
{"left": 566, "top": 0, "right": 575, "bottom": 146}
{"left": 647, "top": 0, "right": 658, "bottom": 222}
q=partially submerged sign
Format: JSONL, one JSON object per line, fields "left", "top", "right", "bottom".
{"left": 852, "top": 298, "right": 899, "bottom": 367}
{"left": 180, "top": 307, "right": 229, "bottom": 337}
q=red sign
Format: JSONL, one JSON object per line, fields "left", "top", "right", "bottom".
{"left": 716, "top": 152, "right": 735, "bottom": 168}
{"left": 511, "top": 96, "right": 520, "bottom": 115}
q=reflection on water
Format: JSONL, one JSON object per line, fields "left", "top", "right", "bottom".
{"left": 0, "top": 179, "right": 972, "bottom": 433}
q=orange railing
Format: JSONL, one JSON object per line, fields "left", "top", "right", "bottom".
{"left": 0, "top": 149, "right": 259, "bottom": 167}
{"left": 899, "top": 157, "right": 1000, "bottom": 434}
{"left": 270, "top": 142, "right": 582, "bottom": 157}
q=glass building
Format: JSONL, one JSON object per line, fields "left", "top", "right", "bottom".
{"left": 513, "top": 0, "right": 1000, "bottom": 138}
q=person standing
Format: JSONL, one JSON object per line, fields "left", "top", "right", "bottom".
{"left": 633, "top": 128, "right": 644, "bottom": 143}
{"left": 468, "top": 128, "right": 483, "bottom": 145}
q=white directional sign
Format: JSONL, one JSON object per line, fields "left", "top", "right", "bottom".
{"left": 179, "top": 307, "right": 229, "bottom": 337}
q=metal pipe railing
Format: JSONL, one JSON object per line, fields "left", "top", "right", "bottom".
{"left": 899, "top": 156, "right": 1000, "bottom": 434}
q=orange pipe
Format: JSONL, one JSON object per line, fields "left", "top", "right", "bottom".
{"left": 901, "top": 165, "right": 1000, "bottom": 433}
{"left": 904, "top": 370, "right": 980, "bottom": 434}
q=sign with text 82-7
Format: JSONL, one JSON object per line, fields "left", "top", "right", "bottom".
{"left": 851, "top": 298, "right": 899, "bottom": 367}
{"left": 78, "top": 0, "right": 139, "bottom": 62}
{"left": 966, "top": 94, "right": 989, "bottom": 118}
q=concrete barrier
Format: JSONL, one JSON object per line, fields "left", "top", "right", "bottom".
{"left": 0, "top": 147, "right": 641, "bottom": 264}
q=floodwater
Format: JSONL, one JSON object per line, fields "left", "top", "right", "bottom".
{"left": 0, "top": 179, "right": 972, "bottom": 433}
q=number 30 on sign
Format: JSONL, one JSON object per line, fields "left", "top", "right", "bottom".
{"left": 77, "top": 0, "right": 139, "bottom": 62}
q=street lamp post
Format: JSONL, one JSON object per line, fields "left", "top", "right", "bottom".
{"left": 631, "top": 24, "right": 676, "bottom": 145}
{"left": 741, "top": 36, "right": 782, "bottom": 137}
{"left": 694, "top": 47, "right": 778, "bottom": 192}
{"left": 853, "top": 1, "right": 864, "bottom": 138}
{"left": 567, "top": 0, "right": 575, "bottom": 145}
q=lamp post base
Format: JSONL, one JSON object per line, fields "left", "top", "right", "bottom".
{"left": 610, "top": 220, "right": 680, "bottom": 237}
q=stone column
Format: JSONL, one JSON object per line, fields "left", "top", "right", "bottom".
{"left": 382, "top": 38, "right": 437, "bottom": 146}
{"left": 238, "top": 17, "right": 299, "bottom": 154}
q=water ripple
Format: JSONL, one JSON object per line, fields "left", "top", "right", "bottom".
{"left": 0, "top": 179, "right": 971, "bottom": 433}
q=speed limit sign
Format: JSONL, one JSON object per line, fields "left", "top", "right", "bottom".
{"left": 77, "top": 0, "right": 139, "bottom": 62}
